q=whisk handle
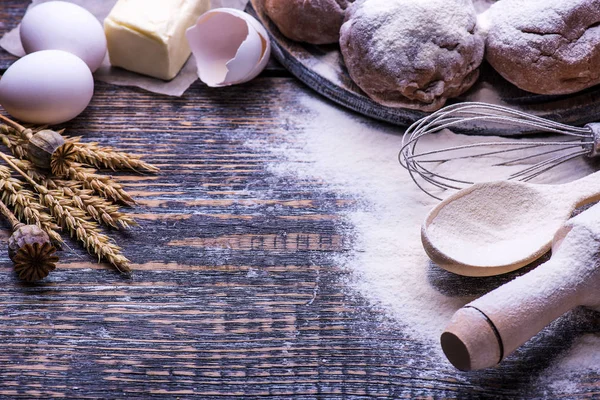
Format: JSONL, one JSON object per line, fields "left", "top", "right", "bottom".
{"left": 584, "top": 123, "right": 600, "bottom": 158}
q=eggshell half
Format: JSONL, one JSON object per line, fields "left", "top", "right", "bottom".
{"left": 20, "top": 1, "right": 107, "bottom": 72}
{"left": 186, "top": 8, "right": 271, "bottom": 87}
{"left": 0, "top": 50, "right": 94, "bottom": 125}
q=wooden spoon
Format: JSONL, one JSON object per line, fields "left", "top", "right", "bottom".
{"left": 422, "top": 170, "right": 600, "bottom": 276}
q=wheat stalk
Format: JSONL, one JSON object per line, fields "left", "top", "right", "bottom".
{"left": 0, "top": 117, "right": 158, "bottom": 277}
{"left": 1, "top": 127, "right": 158, "bottom": 175}
{"left": 66, "top": 139, "right": 159, "bottom": 172}
{"left": 1, "top": 136, "right": 134, "bottom": 205}
{"left": 0, "top": 165, "right": 62, "bottom": 243}
{"left": 0, "top": 153, "right": 131, "bottom": 274}
{"left": 11, "top": 157, "right": 135, "bottom": 229}
{"left": 66, "top": 163, "right": 135, "bottom": 204}
{"left": 1, "top": 126, "right": 146, "bottom": 205}
{"left": 40, "top": 188, "right": 131, "bottom": 274}
{"left": 56, "top": 183, "right": 136, "bottom": 229}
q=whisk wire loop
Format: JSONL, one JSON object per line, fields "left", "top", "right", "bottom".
{"left": 399, "top": 102, "right": 596, "bottom": 200}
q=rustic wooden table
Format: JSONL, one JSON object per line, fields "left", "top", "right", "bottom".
{"left": 0, "top": 2, "right": 598, "bottom": 398}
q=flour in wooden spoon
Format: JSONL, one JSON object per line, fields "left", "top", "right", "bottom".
{"left": 426, "top": 182, "right": 568, "bottom": 267}
{"left": 248, "top": 93, "right": 599, "bottom": 384}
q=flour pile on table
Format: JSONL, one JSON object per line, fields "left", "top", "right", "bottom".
{"left": 256, "top": 93, "right": 600, "bottom": 381}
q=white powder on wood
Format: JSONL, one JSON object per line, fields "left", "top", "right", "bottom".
{"left": 425, "top": 181, "right": 571, "bottom": 268}
{"left": 537, "top": 334, "right": 600, "bottom": 391}
{"left": 250, "top": 93, "right": 599, "bottom": 381}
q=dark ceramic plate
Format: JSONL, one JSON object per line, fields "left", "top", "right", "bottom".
{"left": 249, "top": 0, "right": 600, "bottom": 135}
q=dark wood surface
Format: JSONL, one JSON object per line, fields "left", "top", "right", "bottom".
{"left": 0, "top": 2, "right": 598, "bottom": 399}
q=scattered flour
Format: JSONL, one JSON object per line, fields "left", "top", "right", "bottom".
{"left": 262, "top": 97, "right": 471, "bottom": 344}
{"left": 252, "top": 93, "right": 599, "bottom": 381}
{"left": 538, "top": 334, "right": 600, "bottom": 391}
{"left": 309, "top": 49, "right": 345, "bottom": 84}
{"left": 556, "top": 335, "right": 600, "bottom": 369}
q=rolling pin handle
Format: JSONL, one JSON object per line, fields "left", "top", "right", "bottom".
{"left": 441, "top": 306, "right": 502, "bottom": 371}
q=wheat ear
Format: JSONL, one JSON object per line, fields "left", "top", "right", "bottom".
{"left": 0, "top": 154, "right": 131, "bottom": 274}
{"left": 64, "top": 140, "right": 159, "bottom": 173}
{"left": 10, "top": 158, "right": 58, "bottom": 189}
{"left": 40, "top": 189, "right": 131, "bottom": 273}
{"left": 66, "top": 164, "right": 135, "bottom": 204}
{"left": 0, "top": 127, "right": 27, "bottom": 159}
{"left": 11, "top": 158, "right": 135, "bottom": 229}
{"left": 57, "top": 183, "right": 136, "bottom": 229}
{"left": 0, "top": 166, "right": 62, "bottom": 243}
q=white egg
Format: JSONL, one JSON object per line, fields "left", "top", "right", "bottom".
{"left": 0, "top": 50, "right": 94, "bottom": 125}
{"left": 20, "top": 1, "right": 107, "bottom": 72}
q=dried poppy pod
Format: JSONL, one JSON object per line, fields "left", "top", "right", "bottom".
{"left": 28, "top": 129, "right": 65, "bottom": 169}
{"left": 9, "top": 224, "right": 59, "bottom": 282}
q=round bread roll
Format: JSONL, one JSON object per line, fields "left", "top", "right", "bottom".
{"left": 264, "top": 0, "right": 354, "bottom": 45}
{"left": 339, "top": 0, "right": 485, "bottom": 112}
{"left": 485, "top": 0, "right": 600, "bottom": 95}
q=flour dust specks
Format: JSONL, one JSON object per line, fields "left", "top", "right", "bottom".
{"left": 257, "top": 95, "right": 474, "bottom": 348}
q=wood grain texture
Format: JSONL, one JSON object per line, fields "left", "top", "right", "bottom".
{"left": 0, "top": 2, "right": 598, "bottom": 399}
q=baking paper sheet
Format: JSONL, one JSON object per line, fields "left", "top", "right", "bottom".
{"left": 0, "top": 0, "right": 250, "bottom": 96}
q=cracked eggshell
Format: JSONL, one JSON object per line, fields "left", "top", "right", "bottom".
{"left": 186, "top": 8, "right": 271, "bottom": 87}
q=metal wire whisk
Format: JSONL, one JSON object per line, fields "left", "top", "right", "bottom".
{"left": 399, "top": 102, "right": 600, "bottom": 200}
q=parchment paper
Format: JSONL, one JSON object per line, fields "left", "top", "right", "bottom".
{"left": 0, "top": 0, "right": 250, "bottom": 96}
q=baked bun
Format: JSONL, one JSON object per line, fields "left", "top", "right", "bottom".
{"left": 485, "top": 0, "right": 600, "bottom": 95}
{"left": 264, "top": 0, "right": 354, "bottom": 45}
{"left": 339, "top": 0, "right": 485, "bottom": 112}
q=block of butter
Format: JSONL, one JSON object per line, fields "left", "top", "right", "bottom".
{"left": 104, "top": 0, "right": 210, "bottom": 80}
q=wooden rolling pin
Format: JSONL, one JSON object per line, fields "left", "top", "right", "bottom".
{"left": 441, "top": 203, "right": 600, "bottom": 371}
